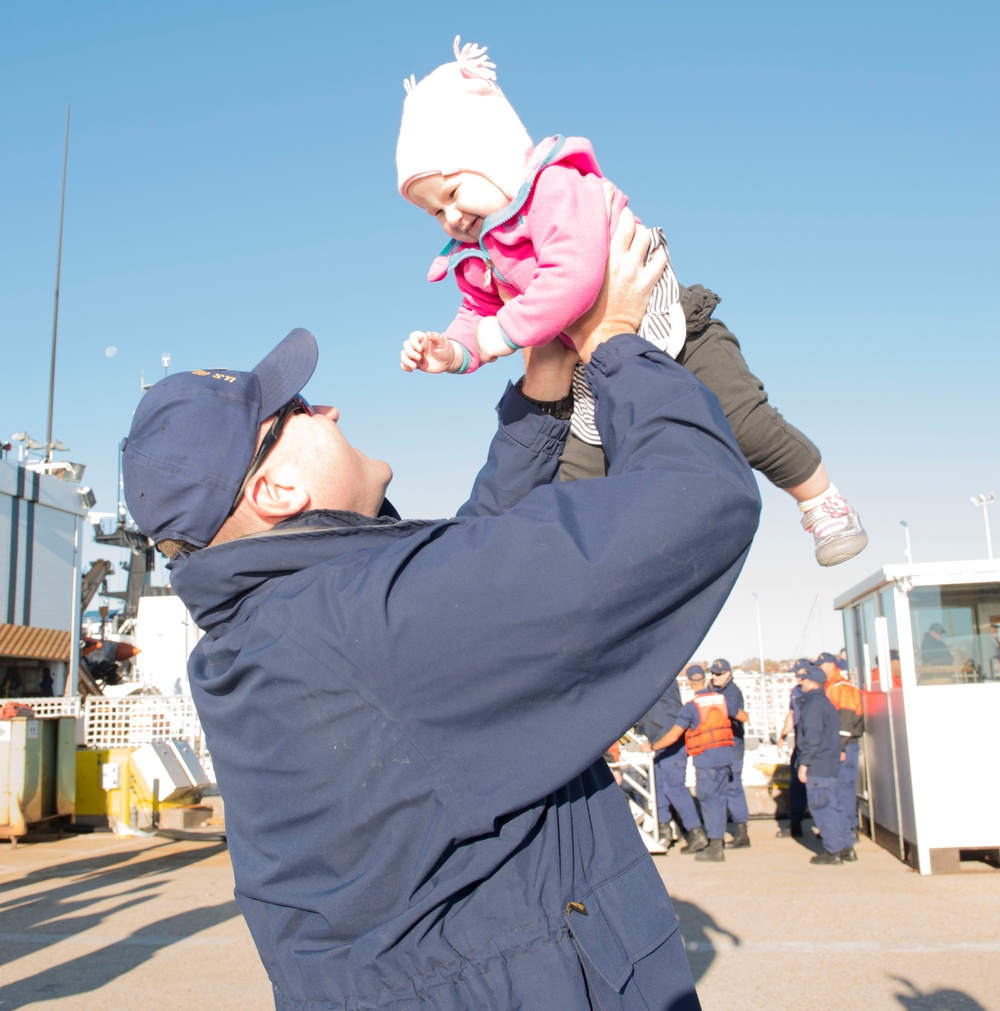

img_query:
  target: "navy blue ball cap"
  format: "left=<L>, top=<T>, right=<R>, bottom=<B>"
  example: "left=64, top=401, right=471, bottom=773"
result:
left=795, top=663, right=826, bottom=684
left=709, top=658, right=731, bottom=674
left=815, top=652, right=839, bottom=666
left=121, top=328, right=318, bottom=548
left=686, top=664, right=706, bottom=680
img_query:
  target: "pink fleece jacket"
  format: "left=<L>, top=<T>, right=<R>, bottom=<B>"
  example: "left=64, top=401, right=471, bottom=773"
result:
left=428, top=135, right=631, bottom=373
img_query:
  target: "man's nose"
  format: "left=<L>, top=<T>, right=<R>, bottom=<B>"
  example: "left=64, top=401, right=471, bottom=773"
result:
left=314, top=405, right=340, bottom=422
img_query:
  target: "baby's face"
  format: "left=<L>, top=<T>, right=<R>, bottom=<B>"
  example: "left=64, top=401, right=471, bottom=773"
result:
left=408, top=172, right=509, bottom=244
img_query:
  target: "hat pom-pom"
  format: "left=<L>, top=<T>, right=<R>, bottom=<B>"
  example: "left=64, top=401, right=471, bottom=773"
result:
left=452, top=35, right=496, bottom=82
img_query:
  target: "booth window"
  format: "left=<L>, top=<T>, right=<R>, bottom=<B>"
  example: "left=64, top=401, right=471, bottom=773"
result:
left=909, top=584, right=1000, bottom=685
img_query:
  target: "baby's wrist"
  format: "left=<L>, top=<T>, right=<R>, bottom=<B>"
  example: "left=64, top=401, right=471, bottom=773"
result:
left=446, top=340, right=467, bottom=374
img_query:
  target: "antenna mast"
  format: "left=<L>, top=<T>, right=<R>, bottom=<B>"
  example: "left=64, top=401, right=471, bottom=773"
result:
left=45, top=105, right=70, bottom=463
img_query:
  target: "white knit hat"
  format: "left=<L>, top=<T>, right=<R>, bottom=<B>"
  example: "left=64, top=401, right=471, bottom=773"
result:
left=396, top=37, right=535, bottom=202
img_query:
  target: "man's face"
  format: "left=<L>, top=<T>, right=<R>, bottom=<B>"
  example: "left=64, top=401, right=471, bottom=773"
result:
left=711, top=669, right=731, bottom=688
left=408, top=171, right=509, bottom=244
left=264, top=404, right=392, bottom=517
left=819, top=661, right=838, bottom=680
left=797, top=675, right=818, bottom=693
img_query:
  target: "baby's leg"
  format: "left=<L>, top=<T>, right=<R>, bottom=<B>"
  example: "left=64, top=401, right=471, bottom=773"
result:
left=559, top=432, right=607, bottom=482
left=677, top=313, right=822, bottom=489
left=677, top=300, right=866, bottom=566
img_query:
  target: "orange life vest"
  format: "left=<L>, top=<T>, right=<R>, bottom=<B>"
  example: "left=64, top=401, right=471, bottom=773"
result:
left=825, top=673, right=864, bottom=738
left=825, top=674, right=862, bottom=715
left=685, top=692, right=734, bottom=756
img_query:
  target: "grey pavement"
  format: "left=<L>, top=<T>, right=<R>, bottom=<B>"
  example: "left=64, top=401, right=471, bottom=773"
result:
left=1, top=820, right=998, bottom=1010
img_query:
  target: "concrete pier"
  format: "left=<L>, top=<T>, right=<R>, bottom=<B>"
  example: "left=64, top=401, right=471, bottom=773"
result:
left=1, top=820, right=998, bottom=1009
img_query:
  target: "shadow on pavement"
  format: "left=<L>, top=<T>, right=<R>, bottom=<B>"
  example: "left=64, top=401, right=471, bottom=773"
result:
left=0, top=836, right=238, bottom=1008
left=892, top=975, right=988, bottom=1010
left=672, top=897, right=741, bottom=984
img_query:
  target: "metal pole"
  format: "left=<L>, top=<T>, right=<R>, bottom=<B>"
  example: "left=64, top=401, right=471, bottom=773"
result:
left=983, top=501, right=994, bottom=560
left=970, top=493, right=995, bottom=560
left=45, top=106, right=70, bottom=463
left=900, top=520, right=912, bottom=563
left=753, top=592, right=769, bottom=739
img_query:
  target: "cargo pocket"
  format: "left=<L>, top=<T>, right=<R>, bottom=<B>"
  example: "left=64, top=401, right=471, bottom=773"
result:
left=562, top=857, right=680, bottom=996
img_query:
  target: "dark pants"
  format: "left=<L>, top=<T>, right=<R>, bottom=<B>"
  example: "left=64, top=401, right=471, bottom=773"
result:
left=558, top=284, right=823, bottom=489
left=805, top=775, right=853, bottom=854
left=724, top=737, right=749, bottom=825
left=839, top=740, right=860, bottom=831
left=695, top=766, right=730, bottom=840
left=654, top=748, right=701, bottom=832
left=788, top=745, right=808, bottom=822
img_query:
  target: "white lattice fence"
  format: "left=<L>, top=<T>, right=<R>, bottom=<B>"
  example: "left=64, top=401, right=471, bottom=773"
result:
left=7, top=697, right=81, bottom=718
left=83, top=695, right=214, bottom=779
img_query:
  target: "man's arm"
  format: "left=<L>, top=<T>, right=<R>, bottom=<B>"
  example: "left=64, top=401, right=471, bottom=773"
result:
left=643, top=723, right=685, bottom=752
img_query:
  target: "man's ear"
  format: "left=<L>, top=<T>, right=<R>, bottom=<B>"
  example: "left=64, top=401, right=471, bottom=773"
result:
left=243, top=467, right=310, bottom=521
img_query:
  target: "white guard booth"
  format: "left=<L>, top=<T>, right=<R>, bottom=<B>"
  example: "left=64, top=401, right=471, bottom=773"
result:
left=835, top=559, right=1000, bottom=874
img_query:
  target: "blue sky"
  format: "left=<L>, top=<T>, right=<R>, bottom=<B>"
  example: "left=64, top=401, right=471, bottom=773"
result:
left=3, top=1, right=997, bottom=661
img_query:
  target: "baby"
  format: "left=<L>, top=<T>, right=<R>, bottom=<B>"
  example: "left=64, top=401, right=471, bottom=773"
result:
left=396, top=37, right=866, bottom=568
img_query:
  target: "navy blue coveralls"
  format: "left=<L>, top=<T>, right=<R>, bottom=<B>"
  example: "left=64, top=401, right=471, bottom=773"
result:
left=673, top=689, right=739, bottom=840
left=787, top=683, right=808, bottom=822
left=170, top=338, right=760, bottom=1009
left=797, top=689, right=854, bottom=855
left=716, top=677, right=750, bottom=826
left=636, top=681, right=702, bottom=833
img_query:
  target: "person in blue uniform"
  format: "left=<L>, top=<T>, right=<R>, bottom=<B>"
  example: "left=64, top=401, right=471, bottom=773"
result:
left=642, top=667, right=748, bottom=863
left=118, top=214, right=761, bottom=1010
left=816, top=650, right=864, bottom=840
left=776, top=663, right=808, bottom=837
left=708, top=658, right=751, bottom=848
left=635, top=666, right=709, bottom=854
left=793, top=662, right=856, bottom=865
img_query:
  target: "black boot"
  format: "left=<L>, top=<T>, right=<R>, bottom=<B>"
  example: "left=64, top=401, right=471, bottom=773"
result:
left=726, top=823, right=750, bottom=848
left=679, top=826, right=709, bottom=854
left=695, top=838, right=725, bottom=862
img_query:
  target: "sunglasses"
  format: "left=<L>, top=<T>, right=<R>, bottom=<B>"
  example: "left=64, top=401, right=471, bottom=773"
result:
left=230, top=394, right=313, bottom=514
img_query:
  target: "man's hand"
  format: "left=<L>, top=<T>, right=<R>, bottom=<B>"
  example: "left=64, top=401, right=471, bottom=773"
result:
left=400, top=331, right=460, bottom=374
left=563, top=204, right=666, bottom=363
left=798, top=765, right=808, bottom=784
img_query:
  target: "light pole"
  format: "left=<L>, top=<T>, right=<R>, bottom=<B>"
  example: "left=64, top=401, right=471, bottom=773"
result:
left=900, top=520, right=912, bottom=563
left=970, top=493, right=995, bottom=560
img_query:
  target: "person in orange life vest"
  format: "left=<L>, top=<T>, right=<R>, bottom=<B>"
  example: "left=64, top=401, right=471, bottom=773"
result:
left=870, top=649, right=902, bottom=691
left=793, top=662, right=855, bottom=864
left=641, top=666, right=748, bottom=863
left=815, top=651, right=864, bottom=839
left=708, top=659, right=752, bottom=849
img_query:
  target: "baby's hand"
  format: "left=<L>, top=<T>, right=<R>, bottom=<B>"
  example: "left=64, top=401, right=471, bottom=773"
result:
left=476, top=316, right=516, bottom=365
left=400, top=331, right=459, bottom=374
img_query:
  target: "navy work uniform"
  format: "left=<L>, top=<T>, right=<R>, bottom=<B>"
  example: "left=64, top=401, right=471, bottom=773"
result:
left=795, top=663, right=855, bottom=863
left=636, top=679, right=703, bottom=838
left=668, top=673, right=741, bottom=861
left=709, top=659, right=750, bottom=846
left=816, top=652, right=864, bottom=836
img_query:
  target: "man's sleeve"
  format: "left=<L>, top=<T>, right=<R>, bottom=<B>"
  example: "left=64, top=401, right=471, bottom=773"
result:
left=332, top=336, right=760, bottom=833
left=456, top=382, right=568, bottom=518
